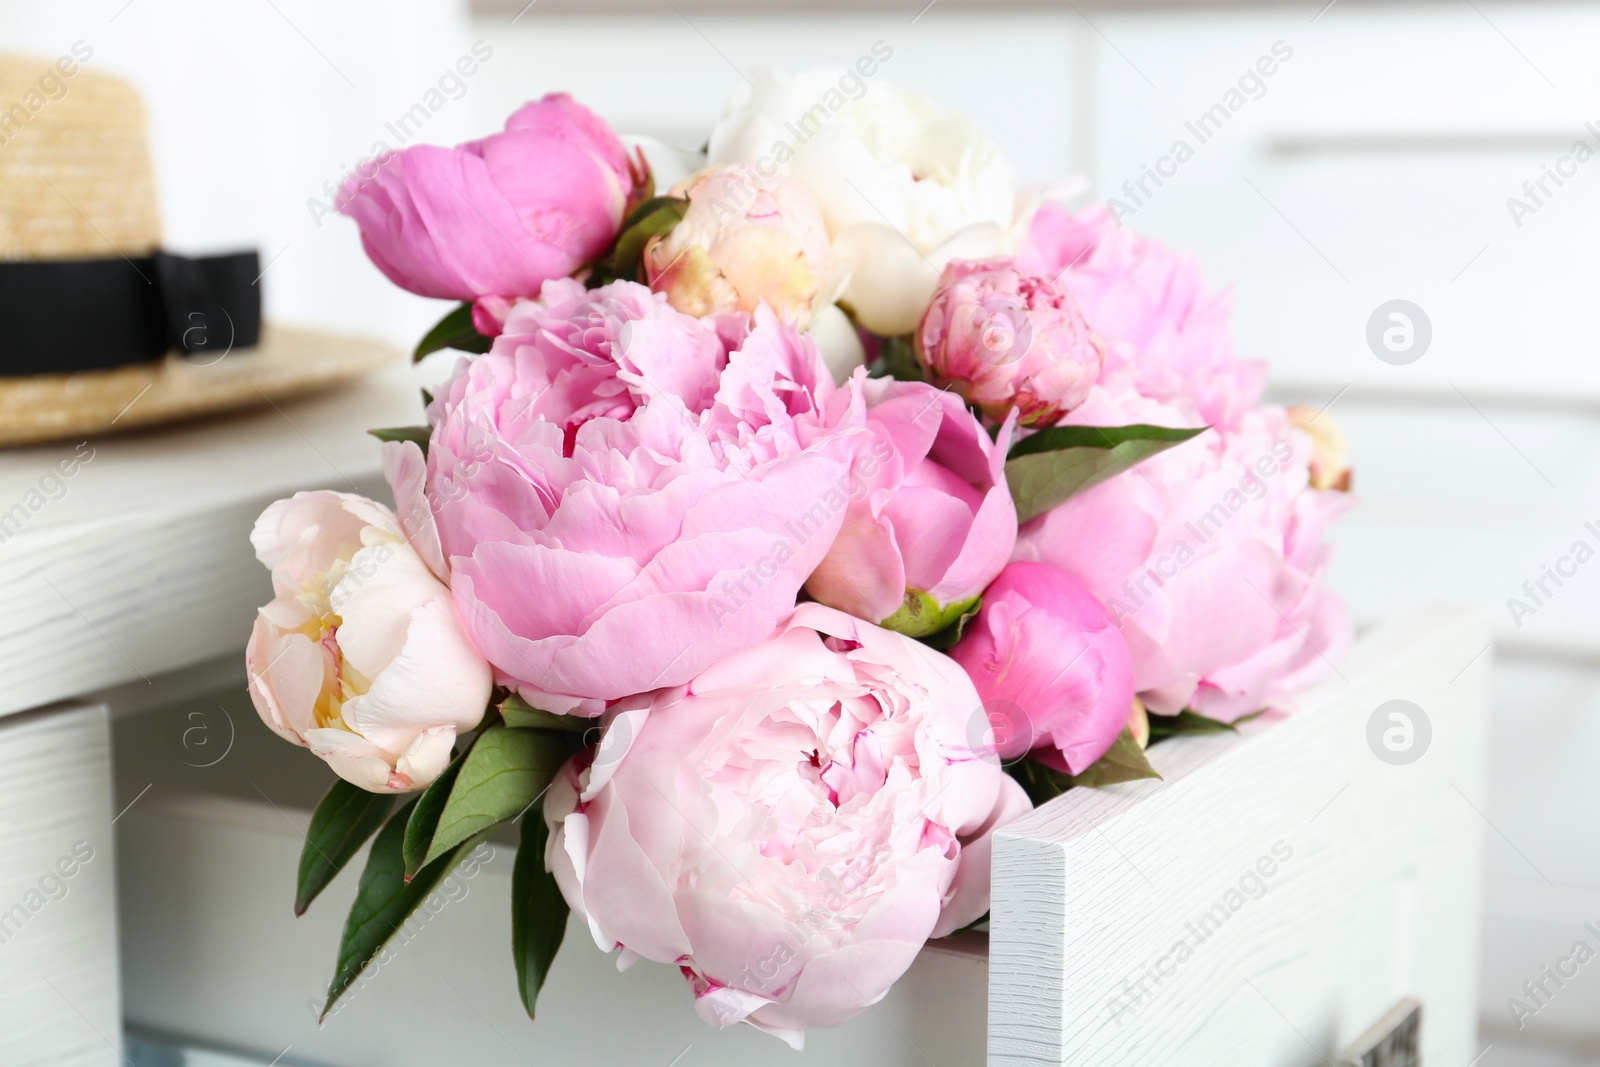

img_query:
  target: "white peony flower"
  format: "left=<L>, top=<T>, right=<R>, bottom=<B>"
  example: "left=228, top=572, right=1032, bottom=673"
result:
left=709, top=68, right=1017, bottom=336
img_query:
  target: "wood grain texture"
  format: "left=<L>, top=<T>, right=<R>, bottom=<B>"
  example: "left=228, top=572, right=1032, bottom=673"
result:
left=0, top=704, right=120, bottom=1066
left=989, top=606, right=1492, bottom=1066
left=0, top=363, right=423, bottom=718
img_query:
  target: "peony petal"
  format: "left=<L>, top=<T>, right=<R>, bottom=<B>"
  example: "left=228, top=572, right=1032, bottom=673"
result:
left=391, top=725, right=458, bottom=793
left=339, top=596, right=491, bottom=754
left=247, top=620, right=327, bottom=744
left=804, top=508, right=906, bottom=623
left=933, top=774, right=1031, bottom=936
left=382, top=440, right=447, bottom=581
left=330, top=541, right=450, bottom=681
left=304, top=728, right=400, bottom=793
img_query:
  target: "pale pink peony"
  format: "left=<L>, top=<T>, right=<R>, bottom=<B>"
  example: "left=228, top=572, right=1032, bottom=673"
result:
left=805, top=376, right=1017, bottom=636
left=915, top=257, right=1102, bottom=427
left=1017, top=202, right=1265, bottom=433
left=339, top=94, right=645, bottom=301
left=1014, top=386, right=1353, bottom=721
left=419, top=287, right=861, bottom=714
left=543, top=603, right=1031, bottom=1048
left=645, top=164, right=834, bottom=327
left=245, top=492, right=492, bottom=792
left=949, top=561, right=1135, bottom=774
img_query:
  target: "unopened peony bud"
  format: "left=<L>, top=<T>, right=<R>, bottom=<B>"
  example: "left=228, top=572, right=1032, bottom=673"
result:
left=949, top=562, right=1134, bottom=774
left=645, top=164, right=833, bottom=327
left=340, top=93, right=645, bottom=302
left=916, top=257, right=1102, bottom=427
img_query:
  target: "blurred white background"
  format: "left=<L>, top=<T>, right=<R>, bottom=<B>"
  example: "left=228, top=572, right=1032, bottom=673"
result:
left=3, top=1, right=1596, bottom=1063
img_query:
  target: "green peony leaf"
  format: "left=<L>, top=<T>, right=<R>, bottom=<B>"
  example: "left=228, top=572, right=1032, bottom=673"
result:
left=414, top=302, right=491, bottom=362
left=511, top=807, right=568, bottom=1019
left=498, top=693, right=590, bottom=733
left=1005, top=424, right=1207, bottom=524
left=419, top=726, right=569, bottom=871
left=1146, top=709, right=1239, bottom=744
left=592, top=196, right=690, bottom=286
left=295, top=779, right=394, bottom=917
left=322, top=799, right=483, bottom=1019
left=868, top=335, right=926, bottom=383
left=366, top=425, right=430, bottom=457
left=401, top=742, right=472, bottom=881
left=1064, top=727, right=1162, bottom=788
left=1007, top=726, right=1161, bottom=804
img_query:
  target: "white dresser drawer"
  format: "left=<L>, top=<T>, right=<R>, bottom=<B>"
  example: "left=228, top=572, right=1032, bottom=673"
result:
left=0, top=704, right=120, bottom=1066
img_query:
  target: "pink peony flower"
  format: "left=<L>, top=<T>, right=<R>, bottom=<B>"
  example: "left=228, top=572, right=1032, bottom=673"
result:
left=645, top=164, right=834, bottom=327
left=915, top=257, right=1103, bottom=427
left=245, top=492, right=492, bottom=792
left=805, top=376, right=1017, bottom=636
left=949, top=561, right=1135, bottom=774
left=418, top=285, right=861, bottom=714
left=339, top=94, right=645, bottom=301
left=543, top=603, right=1031, bottom=1048
left=452, top=277, right=739, bottom=437
left=1017, top=202, right=1265, bottom=433
left=1014, top=386, right=1353, bottom=720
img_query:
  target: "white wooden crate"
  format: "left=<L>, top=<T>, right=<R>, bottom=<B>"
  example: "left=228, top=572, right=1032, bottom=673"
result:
left=115, top=607, right=1488, bottom=1066
left=990, top=606, right=1491, bottom=1066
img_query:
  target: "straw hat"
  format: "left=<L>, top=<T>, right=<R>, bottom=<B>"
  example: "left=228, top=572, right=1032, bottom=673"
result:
left=0, top=54, right=398, bottom=447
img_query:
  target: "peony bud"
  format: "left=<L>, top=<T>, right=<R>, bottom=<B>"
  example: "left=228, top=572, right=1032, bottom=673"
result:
left=644, top=164, right=833, bottom=327
left=339, top=93, right=646, bottom=302
left=246, top=492, right=492, bottom=793
left=949, top=561, right=1134, bottom=774
left=916, top=257, right=1102, bottom=427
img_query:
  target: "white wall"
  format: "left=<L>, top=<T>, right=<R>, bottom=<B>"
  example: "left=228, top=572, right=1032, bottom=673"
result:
left=465, top=9, right=1082, bottom=185
left=0, top=0, right=481, bottom=347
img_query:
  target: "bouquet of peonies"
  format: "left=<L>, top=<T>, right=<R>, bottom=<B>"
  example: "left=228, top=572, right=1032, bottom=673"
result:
left=246, top=71, right=1353, bottom=1047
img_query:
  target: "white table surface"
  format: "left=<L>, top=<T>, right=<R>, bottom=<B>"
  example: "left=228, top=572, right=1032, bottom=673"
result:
left=0, top=352, right=416, bottom=719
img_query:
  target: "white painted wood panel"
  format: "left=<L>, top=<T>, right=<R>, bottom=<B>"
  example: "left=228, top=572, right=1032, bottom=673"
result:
left=1476, top=658, right=1600, bottom=1051
left=989, top=607, right=1492, bottom=1065
left=0, top=361, right=417, bottom=719
left=113, top=611, right=1489, bottom=1065
left=0, top=704, right=120, bottom=1067
left=116, top=791, right=989, bottom=1066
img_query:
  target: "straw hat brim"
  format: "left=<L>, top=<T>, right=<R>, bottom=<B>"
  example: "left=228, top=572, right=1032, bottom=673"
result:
left=0, top=326, right=404, bottom=447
